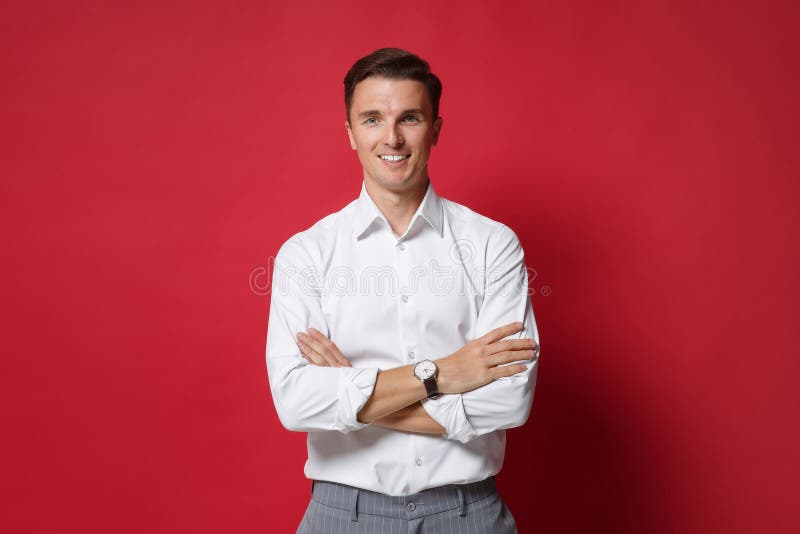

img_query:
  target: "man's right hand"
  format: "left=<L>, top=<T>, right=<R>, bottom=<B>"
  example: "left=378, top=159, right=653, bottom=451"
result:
left=436, top=321, right=538, bottom=394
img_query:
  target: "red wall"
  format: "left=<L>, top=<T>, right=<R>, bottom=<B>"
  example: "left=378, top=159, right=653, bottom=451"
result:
left=2, top=1, right=797, bottom=532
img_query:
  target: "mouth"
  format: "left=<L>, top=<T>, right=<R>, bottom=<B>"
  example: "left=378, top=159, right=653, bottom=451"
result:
left=378, top=154, right=410, bottom=167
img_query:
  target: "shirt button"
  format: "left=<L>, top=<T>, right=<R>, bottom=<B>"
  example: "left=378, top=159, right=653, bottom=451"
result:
left=408, top=351, right=415, bottom=359
left=397, top=242, right=406, bottom=251
left=407, top=502, right=416, bottom=511
left=415, top=457, right=424, bottom=466
left=401, top=295, right=408, bottom=303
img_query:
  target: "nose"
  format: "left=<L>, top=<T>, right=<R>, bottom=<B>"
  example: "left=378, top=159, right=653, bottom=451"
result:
left=383, top=122, right=404, bottom=148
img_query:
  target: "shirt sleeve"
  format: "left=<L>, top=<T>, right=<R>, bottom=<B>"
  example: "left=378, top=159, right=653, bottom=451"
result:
left=421, top=224, right=540, bottom=443
left=265, top=235, right=381, bottom=433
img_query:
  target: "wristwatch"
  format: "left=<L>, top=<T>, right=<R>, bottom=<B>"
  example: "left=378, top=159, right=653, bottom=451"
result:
left=413, top=359, right=440, bottom=399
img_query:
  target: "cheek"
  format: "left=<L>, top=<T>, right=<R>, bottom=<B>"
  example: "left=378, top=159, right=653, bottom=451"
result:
left=355, top=146, right=377, bottom=166
left=411, top=131, right=434, bottom=150
left=353, top=134, right=377, bottom=153
left=356, top=144, right=374, bottom=158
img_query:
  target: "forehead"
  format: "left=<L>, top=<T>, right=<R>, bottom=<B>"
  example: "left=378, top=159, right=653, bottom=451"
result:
left=351, top=77, right=430, bottom=114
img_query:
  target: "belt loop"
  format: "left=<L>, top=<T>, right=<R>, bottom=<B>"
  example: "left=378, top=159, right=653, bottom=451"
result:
left=350, top=487, right=360, bottom=522
left=310, top=480, right=315, bottom=497
left=456, top=485, right=466, bottom=517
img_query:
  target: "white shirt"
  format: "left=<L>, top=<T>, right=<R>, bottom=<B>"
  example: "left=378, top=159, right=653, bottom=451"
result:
left=265, top=179, right=540, bottom=496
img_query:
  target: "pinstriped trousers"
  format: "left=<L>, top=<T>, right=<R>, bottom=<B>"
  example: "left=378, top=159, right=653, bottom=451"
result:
left=296, top=476, right=518, bottom=533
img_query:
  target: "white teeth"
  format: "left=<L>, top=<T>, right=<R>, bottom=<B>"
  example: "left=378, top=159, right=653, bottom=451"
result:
left=380, top=155, right=407, bottom=162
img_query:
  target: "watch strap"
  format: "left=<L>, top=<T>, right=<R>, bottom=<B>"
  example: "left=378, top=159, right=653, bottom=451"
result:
left=423, top=377, right=439, bottom=399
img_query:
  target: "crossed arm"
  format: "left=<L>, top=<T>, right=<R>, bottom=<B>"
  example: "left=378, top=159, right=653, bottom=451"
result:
left=295, top=323, right=536, bottom=435
left=296, top=328, right=444, bottom=434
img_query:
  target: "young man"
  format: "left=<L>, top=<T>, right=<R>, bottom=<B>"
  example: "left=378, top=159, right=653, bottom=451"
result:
left=265, top=48, right=540, bottom=533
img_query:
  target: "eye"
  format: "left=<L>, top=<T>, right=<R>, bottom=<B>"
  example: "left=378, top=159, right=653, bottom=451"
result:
left=403, top=115, right=419, bottom=123
left=363, top=117, right=378, bottom=125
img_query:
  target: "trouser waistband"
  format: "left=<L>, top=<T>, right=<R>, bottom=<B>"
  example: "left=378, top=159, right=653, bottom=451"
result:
left=310, top=477, right=499, bottom=522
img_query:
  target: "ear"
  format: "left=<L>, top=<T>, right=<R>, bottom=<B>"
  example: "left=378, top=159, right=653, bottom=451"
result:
left=345, top=120, right=356, bottom=150
left=432, top=116, right=443, bottom=146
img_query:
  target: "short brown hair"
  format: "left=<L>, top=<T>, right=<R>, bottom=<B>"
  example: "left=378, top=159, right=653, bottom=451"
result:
left=343, top=48, right=443, bottom=123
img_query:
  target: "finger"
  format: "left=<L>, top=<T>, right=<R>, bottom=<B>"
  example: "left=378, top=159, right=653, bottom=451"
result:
left=306, top=329, right=349, bottom=367
left=298, top=332, right=338, bottom=366
left=489, top=363, right=529, bottom=380
left=326, top=339, right=353, bottom=367
left=487, top=349, right=538, bottom=367
left=488, top=338, right=535, bottom=354
left=297, top=338, right=329, bottom=366
left=308, top=328, right=352, bottom=367
left=479, top=321, right=524, bottom=345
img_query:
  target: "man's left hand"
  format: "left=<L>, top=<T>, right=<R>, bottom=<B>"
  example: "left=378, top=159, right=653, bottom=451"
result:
left=296, top=328, right=352, bottom=367
left=297, top=328, right=444, bottom=433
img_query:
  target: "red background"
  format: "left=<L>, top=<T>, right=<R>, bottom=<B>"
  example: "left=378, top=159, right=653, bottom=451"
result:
left=2, top=1, right=798, bottom=532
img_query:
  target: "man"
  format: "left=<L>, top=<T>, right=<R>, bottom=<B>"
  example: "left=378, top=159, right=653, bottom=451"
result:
left=265, top=48, right=540, bottom=533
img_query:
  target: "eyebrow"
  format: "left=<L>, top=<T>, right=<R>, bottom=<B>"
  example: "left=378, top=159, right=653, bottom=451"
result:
left=357, top=108, right=426, bottom=118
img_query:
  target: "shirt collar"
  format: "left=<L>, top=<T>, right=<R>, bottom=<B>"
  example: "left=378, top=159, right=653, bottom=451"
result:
left=353, top=180, right=444, bottom=241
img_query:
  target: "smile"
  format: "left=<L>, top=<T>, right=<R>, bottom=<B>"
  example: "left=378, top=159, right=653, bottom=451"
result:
left=379, top=154, right=410, bottom=162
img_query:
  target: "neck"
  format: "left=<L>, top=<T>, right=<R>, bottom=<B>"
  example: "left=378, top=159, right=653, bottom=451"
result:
left=364, top=177, right=429, bottom=237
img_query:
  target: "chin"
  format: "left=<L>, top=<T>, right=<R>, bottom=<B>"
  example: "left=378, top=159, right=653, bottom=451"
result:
left=366, top=170, right=425, bottom=190
left=378, top=178, right=417, bottom=191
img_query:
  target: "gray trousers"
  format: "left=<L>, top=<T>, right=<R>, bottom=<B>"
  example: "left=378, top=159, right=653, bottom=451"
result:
left=296, top=476, right=518, bottom=533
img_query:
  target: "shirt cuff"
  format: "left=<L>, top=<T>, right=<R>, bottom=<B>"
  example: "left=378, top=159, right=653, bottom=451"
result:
left=421, top=393, right=478, bottom=443
left=335, top=367, right=380, bottom=433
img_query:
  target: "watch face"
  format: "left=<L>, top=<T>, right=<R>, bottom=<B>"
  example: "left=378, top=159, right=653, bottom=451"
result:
left=415, top=360, right=437, bottom=380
